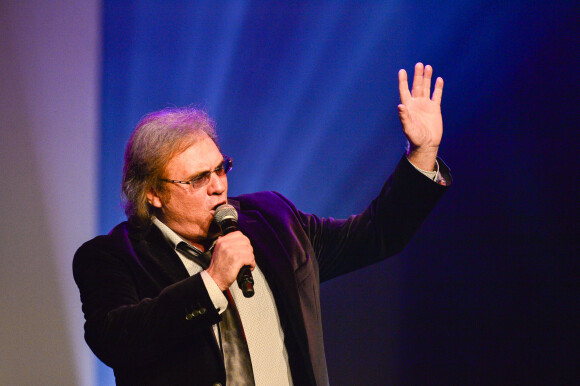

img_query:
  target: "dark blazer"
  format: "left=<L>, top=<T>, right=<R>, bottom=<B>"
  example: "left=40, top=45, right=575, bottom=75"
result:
left=73, top=156, right=450, bottom=385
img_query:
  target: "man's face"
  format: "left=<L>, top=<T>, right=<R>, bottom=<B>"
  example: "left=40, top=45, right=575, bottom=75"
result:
left=147, top=134, right=228, bottom=248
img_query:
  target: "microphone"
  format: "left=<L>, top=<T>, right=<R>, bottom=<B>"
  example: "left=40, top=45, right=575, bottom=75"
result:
left=214, top=204, right=255, bottom=298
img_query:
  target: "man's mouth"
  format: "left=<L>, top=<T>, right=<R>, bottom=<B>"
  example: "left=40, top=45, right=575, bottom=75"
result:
left=211, top=202, right=227, bottom=212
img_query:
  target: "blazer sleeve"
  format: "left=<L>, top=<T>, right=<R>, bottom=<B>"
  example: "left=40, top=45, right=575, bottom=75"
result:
left=296, top=155, right=451, bottom=282
left=72, top=230, right=222, bottom=369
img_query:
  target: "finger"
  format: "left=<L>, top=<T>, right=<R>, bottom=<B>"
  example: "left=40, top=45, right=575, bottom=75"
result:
left=398, top=69, right=411, bottom=104
left=239, top=250, right=256, bottom=270
left=432, top=77, right=444, bottom=104
left=411, top=62, right=424, bottom=97
left=423, top=65, right=433, bottom=97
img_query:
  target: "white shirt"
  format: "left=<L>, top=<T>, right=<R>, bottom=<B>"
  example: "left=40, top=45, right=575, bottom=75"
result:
left=152, top=218, right=293, bottom=386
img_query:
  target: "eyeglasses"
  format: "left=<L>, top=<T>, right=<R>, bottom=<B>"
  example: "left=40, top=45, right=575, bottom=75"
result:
left=161, top=155, right=233, bottom=190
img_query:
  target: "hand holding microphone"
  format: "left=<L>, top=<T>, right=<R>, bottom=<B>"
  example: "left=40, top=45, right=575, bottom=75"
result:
left=211, top=204, right=255, bottom=298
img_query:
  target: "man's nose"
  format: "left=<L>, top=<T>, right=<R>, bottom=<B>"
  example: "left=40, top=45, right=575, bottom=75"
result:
left=207, top=172, right=226, bottom=194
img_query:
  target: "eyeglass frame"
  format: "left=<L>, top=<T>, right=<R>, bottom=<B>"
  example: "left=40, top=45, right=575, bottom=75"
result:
left=160, top=155, right=233, bottom=190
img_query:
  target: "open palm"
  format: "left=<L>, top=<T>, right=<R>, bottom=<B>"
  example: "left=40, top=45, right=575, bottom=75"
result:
left=397, top=63, right=444, bottom=169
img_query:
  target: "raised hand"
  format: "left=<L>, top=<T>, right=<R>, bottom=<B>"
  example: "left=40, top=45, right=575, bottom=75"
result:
left=398, top=62, right=444, bottom=171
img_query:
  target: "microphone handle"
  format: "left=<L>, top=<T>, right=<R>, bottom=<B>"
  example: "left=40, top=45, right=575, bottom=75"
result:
left=237, top=266, right=255, bottom=298
left=220, top=219, right=255, bottom=298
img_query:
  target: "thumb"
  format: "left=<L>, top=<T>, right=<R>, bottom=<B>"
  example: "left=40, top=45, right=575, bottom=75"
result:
left=398, top=104, right=410, bottom=127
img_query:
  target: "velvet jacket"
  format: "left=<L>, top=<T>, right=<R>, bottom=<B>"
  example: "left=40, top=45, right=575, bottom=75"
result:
left=73, top=156, right=450, bottom=385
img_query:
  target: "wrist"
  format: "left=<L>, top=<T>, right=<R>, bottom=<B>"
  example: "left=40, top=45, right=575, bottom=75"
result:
left=406, top=145, right=438, bottom=171
left=205, top=267, right=230, bottom=291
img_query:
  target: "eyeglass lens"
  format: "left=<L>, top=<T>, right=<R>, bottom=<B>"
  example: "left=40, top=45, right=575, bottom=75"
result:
left=190, top=157, right=232, bottom=188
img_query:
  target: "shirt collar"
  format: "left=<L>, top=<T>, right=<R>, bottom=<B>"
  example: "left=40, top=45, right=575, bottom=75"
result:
left=152, top=217, right=217, bottom=257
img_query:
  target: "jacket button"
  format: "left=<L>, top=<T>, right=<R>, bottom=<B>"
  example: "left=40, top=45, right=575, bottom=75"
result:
left=212, top=383, right=222, bottom=386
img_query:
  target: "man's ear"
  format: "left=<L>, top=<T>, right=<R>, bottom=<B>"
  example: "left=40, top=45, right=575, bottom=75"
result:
left=146, top=189, right=163, bottom=208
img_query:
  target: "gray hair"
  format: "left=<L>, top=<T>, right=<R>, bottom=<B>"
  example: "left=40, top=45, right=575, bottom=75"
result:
left=122, top=107, right=219, bottom=225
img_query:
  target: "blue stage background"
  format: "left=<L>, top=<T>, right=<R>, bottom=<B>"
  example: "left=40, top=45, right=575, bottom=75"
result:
left=98, top=1, right=578, bottom=384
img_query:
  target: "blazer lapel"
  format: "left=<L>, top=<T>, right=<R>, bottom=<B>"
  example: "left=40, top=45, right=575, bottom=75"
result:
left=127, top=223, right=190, bottom=286
left=238, top=210, right=301, bottom=306
left=237, top=208, right=315, bottom=381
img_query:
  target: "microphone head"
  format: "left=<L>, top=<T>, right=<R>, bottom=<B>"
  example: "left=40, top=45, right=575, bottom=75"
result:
left=214, top=203, right=238, bottom=225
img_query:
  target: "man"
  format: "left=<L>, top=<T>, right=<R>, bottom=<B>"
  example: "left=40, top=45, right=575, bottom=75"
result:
left=74, top=63, right=451, bottom=385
